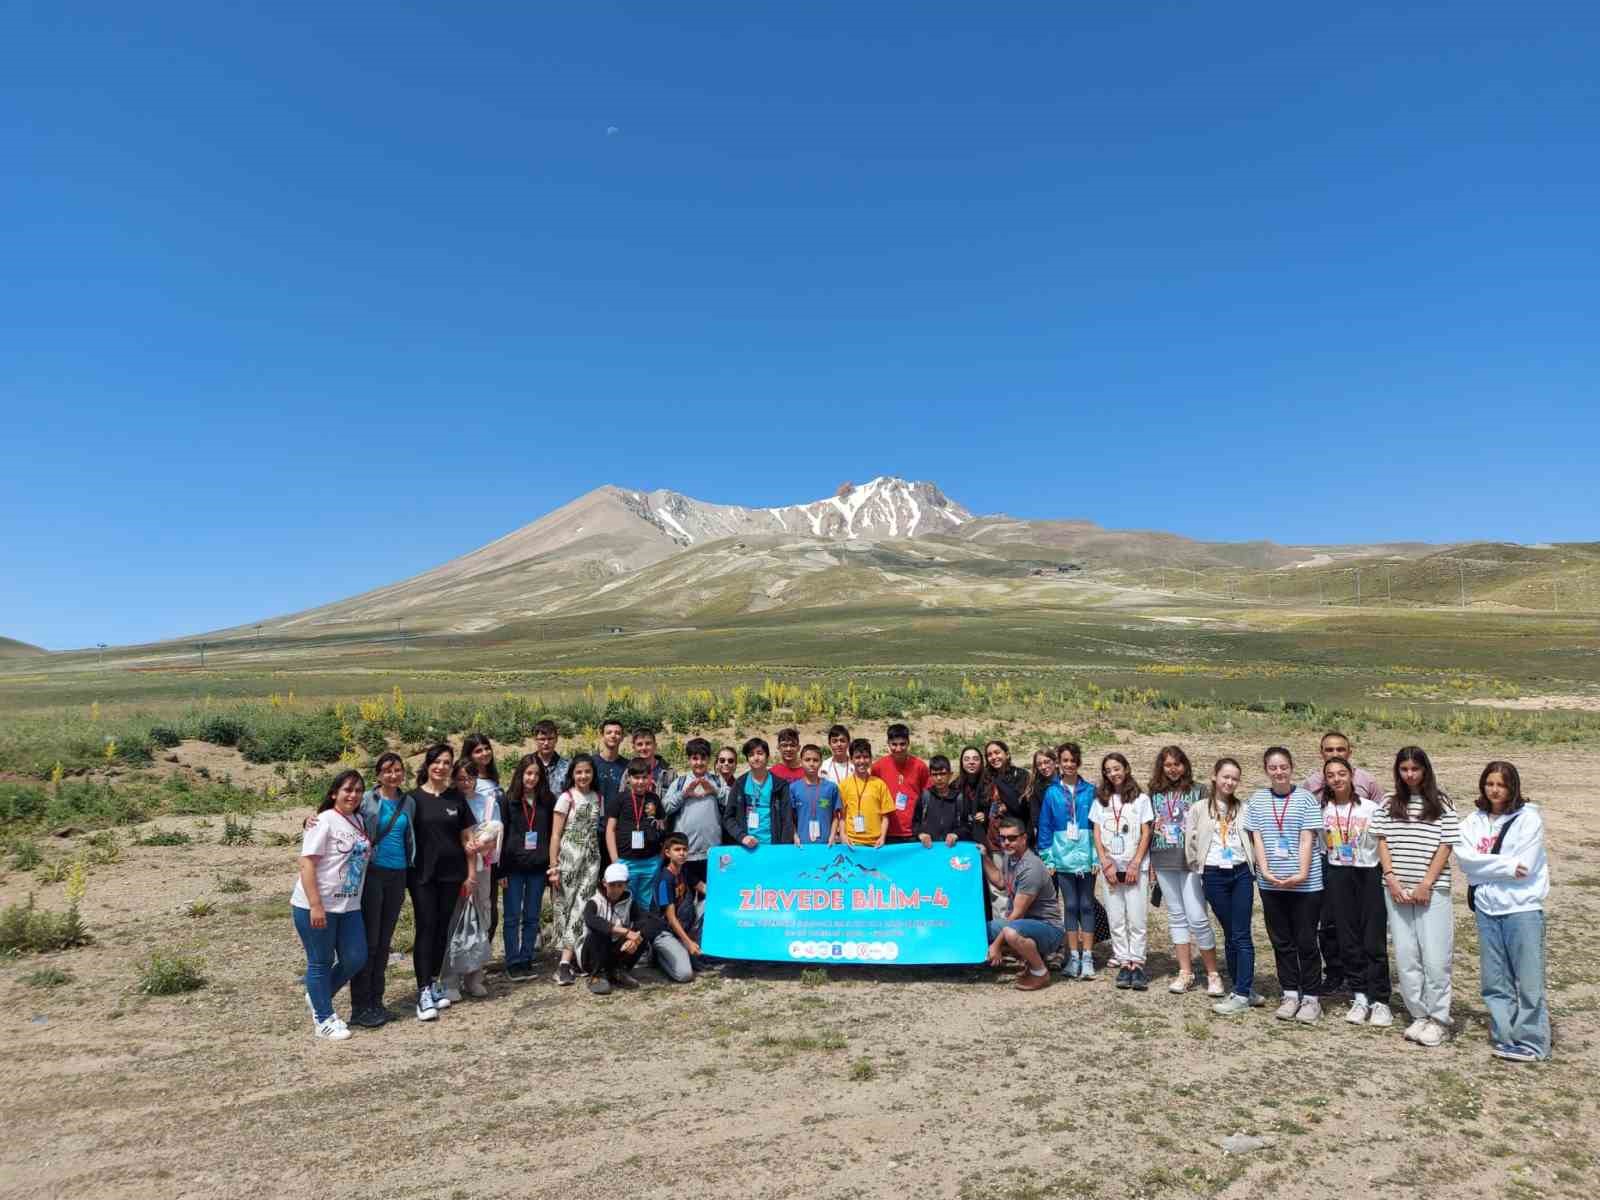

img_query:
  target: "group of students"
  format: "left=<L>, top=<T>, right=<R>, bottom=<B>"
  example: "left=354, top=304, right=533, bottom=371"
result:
left=289, top=720, right=1552, bottom=1063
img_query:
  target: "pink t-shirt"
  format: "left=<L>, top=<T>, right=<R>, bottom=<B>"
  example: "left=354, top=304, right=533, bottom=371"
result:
left=290, top=810, right=370, bottom=913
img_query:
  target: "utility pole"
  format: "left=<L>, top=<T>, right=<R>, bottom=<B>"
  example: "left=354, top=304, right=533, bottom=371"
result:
left=1386, top=569, right=1392, bottom=606
left=197, top=642, right=207, bottom=668
left=96, top=642, right=106, bottom=667
left=1354, top=568, right=1361, bottom=608
left=254, top=623, right=262, bottom=641
left=1458, top=562, right=1467, bottom=610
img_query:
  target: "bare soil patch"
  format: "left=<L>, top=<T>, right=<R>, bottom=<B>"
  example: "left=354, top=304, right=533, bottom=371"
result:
left=2, top=734, right=1596, bottom=1200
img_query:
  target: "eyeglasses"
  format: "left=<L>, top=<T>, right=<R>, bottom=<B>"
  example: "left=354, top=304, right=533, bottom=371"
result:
left=998, top=833, right=1025, bottom=844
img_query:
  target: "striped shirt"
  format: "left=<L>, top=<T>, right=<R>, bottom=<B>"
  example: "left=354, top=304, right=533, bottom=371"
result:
left=1371, top=796, right=1460, bottom=891
left=1244, top=787, right=1323, bottom=892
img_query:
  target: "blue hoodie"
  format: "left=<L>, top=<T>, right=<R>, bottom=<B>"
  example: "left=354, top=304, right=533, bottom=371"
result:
left=1037, top=777, right=1099, bottom=874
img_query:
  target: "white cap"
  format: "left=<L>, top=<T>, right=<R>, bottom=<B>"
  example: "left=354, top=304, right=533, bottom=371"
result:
left=603, top=862, right=630, bottom=885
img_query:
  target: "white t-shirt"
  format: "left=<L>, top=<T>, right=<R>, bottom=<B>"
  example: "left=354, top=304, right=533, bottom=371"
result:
left=1321, top=796, right=1381, bottom=869
left=819, top=759, right=854, bottom=787
left=1204, top=807, right=1249, bottom=868
left=290, top=810, right=370, bottom=913
left=1089, top=792, right=1154, bottom=871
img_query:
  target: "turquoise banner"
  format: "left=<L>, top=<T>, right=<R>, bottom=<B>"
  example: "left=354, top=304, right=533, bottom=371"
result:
left=700, top=842, right=989, bottom=965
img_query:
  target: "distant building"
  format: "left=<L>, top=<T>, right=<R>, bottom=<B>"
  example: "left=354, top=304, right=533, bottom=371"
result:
left=607, top=626, right=625, bottom=635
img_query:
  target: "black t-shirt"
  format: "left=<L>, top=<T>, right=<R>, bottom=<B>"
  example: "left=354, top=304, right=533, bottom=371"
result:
left=605, top=789, right=665, bottom=860
left=410, top=787, right=477, bottom=884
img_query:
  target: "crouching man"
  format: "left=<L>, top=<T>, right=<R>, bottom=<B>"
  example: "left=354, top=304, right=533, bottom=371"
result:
left=985, top=815, right=1065, bottom=991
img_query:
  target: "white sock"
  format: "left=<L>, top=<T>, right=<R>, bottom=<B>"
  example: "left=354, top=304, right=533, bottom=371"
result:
left=1283, top=990, right=1299, bottom=1002
left=1355, top=992, right=1369, bottom=1006
left=1028, top=965, right=1048, bottom=976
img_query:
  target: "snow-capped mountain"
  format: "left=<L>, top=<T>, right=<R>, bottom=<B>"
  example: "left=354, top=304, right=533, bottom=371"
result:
left=623, top=476, right=972, bottom=546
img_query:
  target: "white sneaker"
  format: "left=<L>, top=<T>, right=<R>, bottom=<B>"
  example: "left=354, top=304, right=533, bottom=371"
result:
left=1212, top=994, right=1250, bottom=1016
left=1415, top=1020, right=1446, bottom=1047
left=430, top=982, right=452, bottom=1010
left=1275, top=995, right=1301, bottom=1020
left=1403, top=1018, right=1426, bottom=1043
left=1345, top=1000, right=1370, bottom=1025
left=415, top=988, right=438, bottom=1022
left=1368, top=1002, right=1394, bottom=1028
left=1168, top=972, right=1194, bottom=995
left=1247, top=991, right=1267, bottom=1008
left=1205, top=974, right=1226, bottom=998
left=1296, top=996, right=1322, bottom=1023
left=313, top=1016, right=351, bottom=1041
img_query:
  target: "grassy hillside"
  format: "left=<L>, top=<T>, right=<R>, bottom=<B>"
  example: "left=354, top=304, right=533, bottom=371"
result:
left=0, top=637, right=45, bottom=659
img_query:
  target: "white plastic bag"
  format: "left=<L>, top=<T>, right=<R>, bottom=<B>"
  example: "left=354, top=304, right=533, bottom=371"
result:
left=442, top=893, right=491, bottom=976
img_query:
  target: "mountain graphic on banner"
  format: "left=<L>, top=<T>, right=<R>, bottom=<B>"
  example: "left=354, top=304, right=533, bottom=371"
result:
left=797, top=853, right=892, bottom=884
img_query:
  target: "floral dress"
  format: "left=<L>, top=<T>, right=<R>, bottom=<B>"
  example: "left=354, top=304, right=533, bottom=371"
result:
left=554, top=788, right=603, bottom=952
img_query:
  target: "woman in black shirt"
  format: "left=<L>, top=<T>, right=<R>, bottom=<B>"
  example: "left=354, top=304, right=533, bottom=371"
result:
left=407, top=743, right=478, bottom=1022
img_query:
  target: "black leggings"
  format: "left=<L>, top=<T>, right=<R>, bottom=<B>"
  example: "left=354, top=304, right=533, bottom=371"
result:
left=409, top=876, right=461, bottom=990
left=351, top=865, right=407, bottom=1009
left=1259, top=888, right=1323, bottom=996
left=1324, top=865, right=1391, bottom=1003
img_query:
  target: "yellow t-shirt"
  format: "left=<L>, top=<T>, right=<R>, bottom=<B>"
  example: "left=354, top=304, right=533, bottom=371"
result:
left=838, top=775, right=894, bottom=846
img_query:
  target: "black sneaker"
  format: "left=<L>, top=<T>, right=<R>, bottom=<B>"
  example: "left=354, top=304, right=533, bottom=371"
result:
left=506, top=963, right=534, bottom=983
left=588, top=974, right=613, bottom=996
left=610, top=970, right=640, bottom=990
left=1115, top=967, right=1133, bottom=989
left=1131, top=967, right=1150, bottom=991
left=555, top=961, right=576, bottom=987
left=349, top=1007, right=383, bottom=1028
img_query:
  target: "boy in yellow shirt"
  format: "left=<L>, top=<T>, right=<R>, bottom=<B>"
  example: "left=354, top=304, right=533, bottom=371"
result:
left=838, top=738, right=893, bottom=847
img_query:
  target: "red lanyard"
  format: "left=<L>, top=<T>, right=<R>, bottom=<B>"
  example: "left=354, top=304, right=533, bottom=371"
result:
left=1333, top=799, right=1355, bottom=844
left=1270, top=790, right=1292, bottom=837
left=335, top=809, right=368, bottom=843
left=630, top=791, right=645, bottom=826
left=1111, top=795, right=1127, bottom=828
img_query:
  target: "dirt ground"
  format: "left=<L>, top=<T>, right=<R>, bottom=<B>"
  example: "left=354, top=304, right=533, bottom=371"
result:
left=2, top=731, right=1596, bottom=1200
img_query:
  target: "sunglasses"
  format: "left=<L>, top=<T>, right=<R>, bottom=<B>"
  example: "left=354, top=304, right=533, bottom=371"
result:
left=998, top=833, right=1025, bottom=843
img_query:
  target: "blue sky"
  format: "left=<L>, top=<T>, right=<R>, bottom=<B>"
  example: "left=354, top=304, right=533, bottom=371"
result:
left=3, top=2, right=1597, bottom=649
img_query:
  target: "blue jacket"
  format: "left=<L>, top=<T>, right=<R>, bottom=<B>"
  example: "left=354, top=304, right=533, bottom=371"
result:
left=359, top=786, right=416, bottom=868
left=1036, top=778, right=1099, bottom=874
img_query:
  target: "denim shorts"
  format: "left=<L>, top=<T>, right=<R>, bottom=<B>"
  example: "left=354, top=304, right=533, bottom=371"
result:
left=987, top=917, right=1065, bottom=957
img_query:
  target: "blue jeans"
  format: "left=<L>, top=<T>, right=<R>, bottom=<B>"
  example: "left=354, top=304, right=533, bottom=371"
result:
left=986, top=918, right=1065, bottom=958
left=1475, top=908, right=1550, bottom=1058
left=293, top=905, right=367, bottom=1022
left=623, top=856, right=662, bottom=913
left=1058, top=872, right=1096, bottom=934
left=1202, top=865, right=1255, bottom=998
left=502, top=872, right=547, bottom=968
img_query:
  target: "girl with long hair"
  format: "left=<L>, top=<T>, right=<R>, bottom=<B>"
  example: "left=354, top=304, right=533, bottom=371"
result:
left=291, top=769, right=370, bottom=1040
left=1373, top=746, right=1460, bottom=1047
left=1188, top=757, right=1261, bottom=1015
left=348, top=752, right=413, bottom=1027
left=1455, top=761, right=1550, bottom=1061
left=548, top=753, right=605, bottom=986
left=498, top=752, right=556, bottom=981
left=1318, top=755, right=1392, bottom=1028
left=407, top=744, right=478, bottom=1021
left=1091, top=752, right=1153, bottom=990
left=1146, top=745, right=1222, bottom=996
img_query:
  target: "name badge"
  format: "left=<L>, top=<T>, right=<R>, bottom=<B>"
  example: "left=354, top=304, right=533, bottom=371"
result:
left=809, top=819, right=821, bottom=842
left=895, top=793, right=908, bottom=811
left=1219, top=846, right=1234, bottom=864
left=1276, top=836, right=1291, bottom=856
left=853, top=814, right=866, bottom=834
left=747, top=809, right=760, bottom=832
left=1336, top=844, right=1355, bottom=865
left=1164, top=822, right=1182, bottom=844
left=1110, top=834, right=1127, bottom=856
left=630, top=830, right=645, bottom=851
left=524, top=831, right=539, bottom=851
left=1066, top=822, right=1080, bottom=843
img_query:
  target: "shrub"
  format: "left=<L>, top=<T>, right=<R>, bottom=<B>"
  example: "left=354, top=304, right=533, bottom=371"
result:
left=0, top=783, right=49, bottom=828
left=184, top=899, right=218, bottom=918
left=134, top=828, right=193, bottom=847
left=20, top=966, right=71, bottom=988
left=9, top=839, right=42, bottom=871
left=137, top=951, right=206, bottom=995
left=0, top=894, right=91, bottom=956
left=85, top=829, right=121, bottom=864
left=197, top=713, right=252, bottom=747
left=216, top=875, right=251, bottom=894
left=220, top=817, right=254, bottom=846
left=147, top=725, right=183, bottom=750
